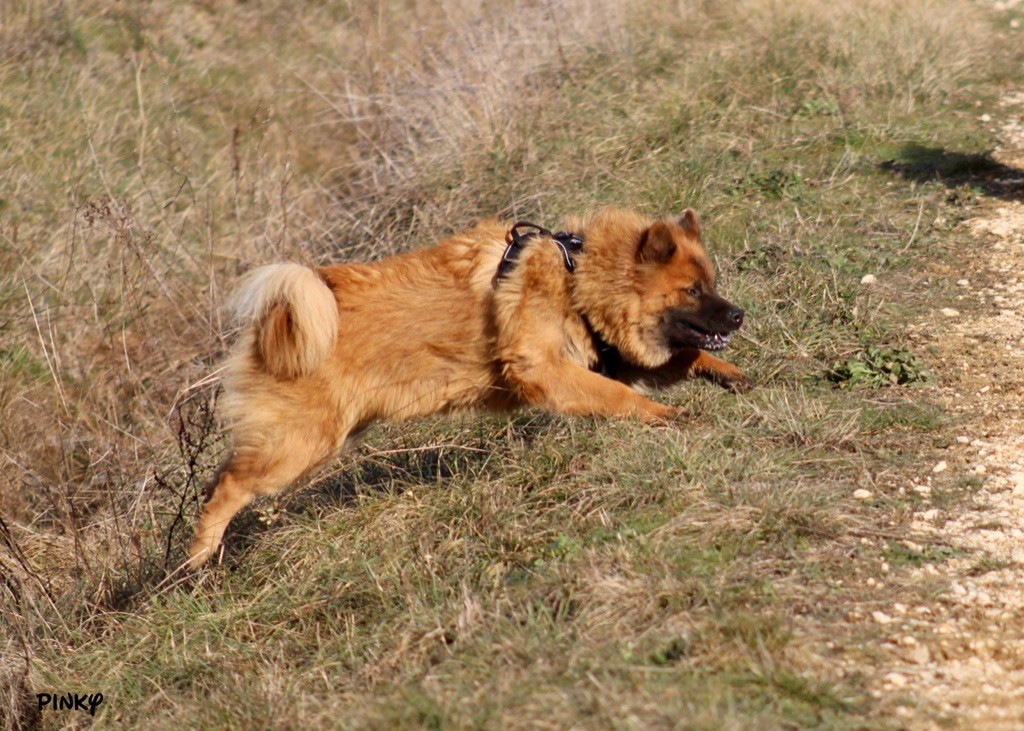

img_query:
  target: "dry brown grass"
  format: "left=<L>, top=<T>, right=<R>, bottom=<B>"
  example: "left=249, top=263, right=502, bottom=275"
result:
left=1, top=0, right=1017, bottom=727
left=0, top=0, right=642, bottom=562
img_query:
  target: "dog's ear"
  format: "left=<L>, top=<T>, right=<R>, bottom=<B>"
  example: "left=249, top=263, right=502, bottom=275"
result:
left=637, top=221, right=677, bottom=264
left=678, top=209, right=701, bottom=238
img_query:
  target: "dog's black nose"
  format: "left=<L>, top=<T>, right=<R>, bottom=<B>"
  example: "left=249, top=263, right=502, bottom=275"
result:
left=727, top=307, right=744, bottom=329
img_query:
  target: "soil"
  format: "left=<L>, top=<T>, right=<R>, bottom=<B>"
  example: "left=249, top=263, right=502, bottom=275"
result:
left=875, top=87, right=1024, bottom=727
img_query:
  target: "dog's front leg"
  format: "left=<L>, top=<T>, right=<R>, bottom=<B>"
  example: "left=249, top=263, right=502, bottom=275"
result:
left=511, top=362, right=679, bottom=422
left=619, top=349, right=751, bottom=393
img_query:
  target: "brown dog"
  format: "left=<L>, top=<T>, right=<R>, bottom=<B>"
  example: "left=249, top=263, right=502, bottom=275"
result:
left=188, top=207, right=749, bottom=567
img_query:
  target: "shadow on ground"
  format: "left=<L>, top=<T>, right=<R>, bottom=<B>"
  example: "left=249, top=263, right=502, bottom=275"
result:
left=221, top=443, right=498, bottom=564
left=881, top=144, right=1024, bottom=201
left=220, top=415, right=564, bottom=565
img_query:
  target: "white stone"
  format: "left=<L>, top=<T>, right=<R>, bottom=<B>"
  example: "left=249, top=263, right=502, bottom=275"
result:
left=941, top=308, right=960, bottom=317
left=884, top=672, right=907, bottom=687
left=907, top=645, right=931, bottom=665
left=853, top=489, right=873, bottom=501
left=860, top=274, right=877, bottom=285
left=933, top=460, right=948, bottom=474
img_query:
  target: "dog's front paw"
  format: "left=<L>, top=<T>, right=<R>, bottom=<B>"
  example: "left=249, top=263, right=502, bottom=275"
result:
left=672, top=405, right=695, bottom=420
left=647, top=405, right=691, bottom=428
left=718, top=367, right=752, bottom=394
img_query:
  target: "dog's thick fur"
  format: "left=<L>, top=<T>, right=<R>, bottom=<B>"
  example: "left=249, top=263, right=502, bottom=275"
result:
left=188, top=207, right=749, bottom=567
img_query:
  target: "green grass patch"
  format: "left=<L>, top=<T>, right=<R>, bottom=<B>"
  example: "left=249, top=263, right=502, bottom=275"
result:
left=3, top=0, right=1022, bottom=728
left=827, top=344, right=932, bottom=388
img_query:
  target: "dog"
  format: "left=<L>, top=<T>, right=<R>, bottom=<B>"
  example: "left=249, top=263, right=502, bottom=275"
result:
left=188, top=207, right=749, bottom=568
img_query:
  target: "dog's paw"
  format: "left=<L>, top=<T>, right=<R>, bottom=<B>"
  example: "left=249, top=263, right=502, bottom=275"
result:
left=719, top=369, right=752, bottom=394
left=651, top=405, right=691, bottom=425
left=670, top=405, right=693, bottom=420
left=643, top=403, right=689, bottom=425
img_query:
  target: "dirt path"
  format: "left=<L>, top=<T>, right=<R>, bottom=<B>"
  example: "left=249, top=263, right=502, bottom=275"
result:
left=877, top=90, right=1024, bottom=728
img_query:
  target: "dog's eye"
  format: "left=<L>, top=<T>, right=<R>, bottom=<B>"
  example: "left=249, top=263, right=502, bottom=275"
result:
left=686, top=287, right=701, bottom=298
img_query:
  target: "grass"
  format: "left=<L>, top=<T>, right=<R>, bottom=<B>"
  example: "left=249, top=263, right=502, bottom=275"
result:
left=2, top=0, right=1022, bottom=728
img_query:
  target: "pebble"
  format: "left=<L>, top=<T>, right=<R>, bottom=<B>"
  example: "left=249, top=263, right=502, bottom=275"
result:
left=861, top=274, right=877, bottom=285
left=853, top=488, right=873, bottom=501
left=907, top=644, right=931, bottom=665
left=957, top=279, right=971, bottom=287
left=933, top=460, right=948, bottom=474
left=941, top=308, right=961, bottom=317
left=884, top=672, right=908, bottom=688
left=872, top=611, right=893, bottom=624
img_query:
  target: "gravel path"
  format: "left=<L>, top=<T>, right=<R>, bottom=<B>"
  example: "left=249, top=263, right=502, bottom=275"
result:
left=877, top=88, right=1024, bottom=728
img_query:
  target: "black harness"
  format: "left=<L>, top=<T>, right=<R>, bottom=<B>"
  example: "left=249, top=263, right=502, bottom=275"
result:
left=495, top=221, right=584, bottom=281
left=494, top=221, right=621, bottom=379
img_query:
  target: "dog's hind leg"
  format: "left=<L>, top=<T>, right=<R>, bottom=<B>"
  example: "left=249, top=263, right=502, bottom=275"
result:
left=187, top=461, right=259, bottom=570
left=187, top=428, right=339, bottom=569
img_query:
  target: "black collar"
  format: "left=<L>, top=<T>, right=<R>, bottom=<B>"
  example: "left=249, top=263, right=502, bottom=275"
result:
left=493, top=221, right=620, bottom=379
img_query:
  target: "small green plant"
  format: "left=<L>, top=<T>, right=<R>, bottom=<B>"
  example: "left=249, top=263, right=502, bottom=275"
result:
left=728, top=169, right=804, bottom=201
left=826, top=345, right=931, bottom=388
left=798, top=97, right=838, bottom=117
left=735, top=243, right=785, bottom=273
left=0, top=344, right=49, bottom=380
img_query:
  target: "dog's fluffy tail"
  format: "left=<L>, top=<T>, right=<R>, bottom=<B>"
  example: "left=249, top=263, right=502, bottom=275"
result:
left=230, top=263, right=339, bottom=379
